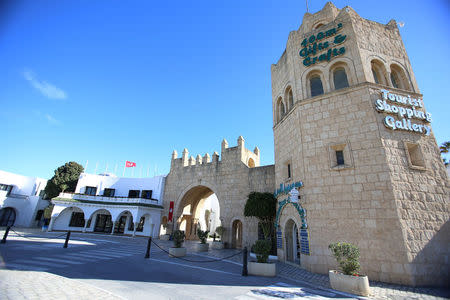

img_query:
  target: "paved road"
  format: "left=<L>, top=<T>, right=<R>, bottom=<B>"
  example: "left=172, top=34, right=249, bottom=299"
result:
left=0, top=230, right=355, bottom=300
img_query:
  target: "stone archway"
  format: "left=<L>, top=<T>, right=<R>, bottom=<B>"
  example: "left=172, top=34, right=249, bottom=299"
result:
left=284, top=218, right=300, bottom=264
left=231, top=219, right=243, bottom=249
left=175, top=185, right=221, bottom=240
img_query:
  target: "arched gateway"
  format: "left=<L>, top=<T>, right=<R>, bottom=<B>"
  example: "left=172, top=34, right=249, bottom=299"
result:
left=163, top=136, right=275, bottom=248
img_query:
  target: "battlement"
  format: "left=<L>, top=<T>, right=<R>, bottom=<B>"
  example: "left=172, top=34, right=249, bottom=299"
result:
left=170, top=136, right=260, bottom=170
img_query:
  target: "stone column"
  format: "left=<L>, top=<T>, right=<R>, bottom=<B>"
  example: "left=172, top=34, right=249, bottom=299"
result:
left=111, top=221, right=116, bottom=235
left=132, top=222, right=138, bottom=237
left=48, top=216, right=56, bottom=231
left=82, top=219, right=89, bottom=233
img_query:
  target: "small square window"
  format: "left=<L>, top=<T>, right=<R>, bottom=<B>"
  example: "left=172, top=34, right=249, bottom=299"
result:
left=404, top=141, right=426, bottom=170
left=128, top=190, right=140, bottom=198
left=336, top=150, right=345, bottom=165
left=103, top=188, right=115, bottom=197
left=85, top=186, right=97, bottom=196
left=141, top=190, right=153, bottom=199
left=329, top=142, right=353, bottom=171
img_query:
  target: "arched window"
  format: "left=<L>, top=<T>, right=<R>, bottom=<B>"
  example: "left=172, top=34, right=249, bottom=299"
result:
left=248, top=158, right=255, bottom=168
left=315, top=23, right=324, bottom=29
left=371, top=59, right=388, bottom=85
left=288, top=89, right=294, bottom=109
left=333, top=67, right=349, bottom=90
left=277, top=97, right=285, bottom=122
left=390, top=64, right=411, bottom=91
left=390, top=72, right=400, bottom=88
left=310, top=75, right=324, bottom=97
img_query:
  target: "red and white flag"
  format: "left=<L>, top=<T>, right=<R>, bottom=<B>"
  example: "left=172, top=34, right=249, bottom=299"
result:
left=126, top=161, right=136, bottom=168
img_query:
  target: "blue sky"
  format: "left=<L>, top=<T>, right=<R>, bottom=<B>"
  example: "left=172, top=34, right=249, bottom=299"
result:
left=1, top=0, right=449, bottom=179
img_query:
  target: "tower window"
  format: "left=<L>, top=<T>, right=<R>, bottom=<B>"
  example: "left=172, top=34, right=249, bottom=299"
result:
left=288, top=89, right=294, bottom=110
left=336, top=150, right=345, bottom=165
left=333, top=68, right=349, bottom=90
left=391, top=72, right=399, bottom=89
left=287, top=163, right=291, bottom=178
left=372, top=68, right=380, bottom=84
left=310, top=75, right=324, bottom=97
left=404, top=142, right=426, bottom=170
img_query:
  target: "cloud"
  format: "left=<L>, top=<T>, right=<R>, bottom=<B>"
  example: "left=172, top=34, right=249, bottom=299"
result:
left=23, top=69, right=67, bottom=99
left=34, top=111, right=62, bottom=125
left=45, top=113, right=61, bottom=125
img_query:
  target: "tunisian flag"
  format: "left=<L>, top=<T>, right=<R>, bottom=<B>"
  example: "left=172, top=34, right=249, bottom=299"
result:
left=126, top=161, right=136, bottom=167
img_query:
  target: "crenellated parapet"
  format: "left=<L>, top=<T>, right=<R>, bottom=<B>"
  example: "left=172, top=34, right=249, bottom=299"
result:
left=170, top=136, right=261, bottom=171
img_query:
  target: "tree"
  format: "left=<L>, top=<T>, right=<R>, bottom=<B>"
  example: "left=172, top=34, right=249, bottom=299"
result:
left=44, top=161, right=84, bottom=199
left=244, top=192, right=277, bottom=240
left=440, top=141, right=450, bottom=166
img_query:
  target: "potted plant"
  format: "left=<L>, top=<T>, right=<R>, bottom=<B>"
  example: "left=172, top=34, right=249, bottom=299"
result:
left=328, top=242, right=370, bottom=296
left=211, top=226, right=225, bottom=249
left=169, top=230, right=186, bottom=257
left=248, top=239, right=276, bottom=277
left=195, top=228, right=209, bottom=251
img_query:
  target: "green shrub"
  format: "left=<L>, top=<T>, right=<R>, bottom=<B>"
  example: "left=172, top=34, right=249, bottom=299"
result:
left=215, top=226, right=225, bottom=241
left=253, top=240, right=272, bottom=263
left=328, top=242, right=360, bottom=275
left=173, top=230, right=185, bottom=248
left=197, top=229, right=209, bottom=244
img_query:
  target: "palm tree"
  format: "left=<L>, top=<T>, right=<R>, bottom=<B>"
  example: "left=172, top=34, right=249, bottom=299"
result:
left=440, top=141, right=450, bottom=166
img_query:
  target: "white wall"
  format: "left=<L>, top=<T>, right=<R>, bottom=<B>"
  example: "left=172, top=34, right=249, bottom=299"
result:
left=0, top=170, right=49, bottom=227
left=0, top=170, right=47, bottom=197
left=75, top=173, right=166, bottom=204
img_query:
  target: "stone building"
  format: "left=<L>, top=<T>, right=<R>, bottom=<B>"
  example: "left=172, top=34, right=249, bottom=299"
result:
left=162, top=137, right=274, bottom=248
left=271, top=2, right=449, bottom=287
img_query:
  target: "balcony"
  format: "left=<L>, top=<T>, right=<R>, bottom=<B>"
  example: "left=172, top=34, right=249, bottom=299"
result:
left=54, top=192, right=162, bottom=208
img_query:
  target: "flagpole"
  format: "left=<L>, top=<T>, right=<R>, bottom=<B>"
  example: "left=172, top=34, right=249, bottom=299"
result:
left=140, top=166, right=142, bottom=178
left=114, top=163, right=118, bottom=176
left=84, top=160, right=89, bottom=173
left=123, top=162, right=126, bottom=177
left=105, top=163, right=108, bottom=173
left=132, top=167, right=134, bottom=177
left=94, top=162, right=98, bottom=174
left=147, top=165, right=149, bottom=177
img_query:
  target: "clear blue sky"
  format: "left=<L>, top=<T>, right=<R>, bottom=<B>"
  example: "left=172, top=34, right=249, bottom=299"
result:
left=1, top=0, right=449, bottom=179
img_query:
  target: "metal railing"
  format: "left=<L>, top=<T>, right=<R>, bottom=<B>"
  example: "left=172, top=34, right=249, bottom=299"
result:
left=58, top=192, right=160, bottom=205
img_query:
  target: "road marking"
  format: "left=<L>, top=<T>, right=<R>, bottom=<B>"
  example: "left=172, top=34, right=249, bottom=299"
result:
left=83, top=251, right=131, bottom=258
left=149, top=258, right=239, bottom=276
left=3, top=263, right=49, bottom=272
left=34, top=257, right=85, bottom=265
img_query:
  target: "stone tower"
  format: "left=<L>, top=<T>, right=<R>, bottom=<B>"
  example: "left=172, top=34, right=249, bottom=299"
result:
left=271, top=2, right=449, bottom=286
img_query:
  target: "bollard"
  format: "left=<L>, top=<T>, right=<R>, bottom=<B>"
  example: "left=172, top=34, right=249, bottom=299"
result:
left=242, top=246, right=248, bottom=276
left=213, top=233, right=216, bottom=242
left=63, top=231, right=71, bottom=248
left=145, top=236, right=152, bottom=259
left=1, top=226, right=11, bottom=244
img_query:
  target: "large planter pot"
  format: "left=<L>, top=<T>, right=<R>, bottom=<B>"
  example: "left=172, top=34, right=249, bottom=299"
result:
left=169, top=247, right=187, bottom=257
left=195, top=243, right=209, bottom=252
left=329, top=270, right=370, bottom=297
left=248, top=261, right=276, bottom=277
left=211, top=241, right=224, bottom=250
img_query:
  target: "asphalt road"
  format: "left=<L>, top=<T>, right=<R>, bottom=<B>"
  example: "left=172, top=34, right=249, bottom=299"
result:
left=0, top=230, right=354, bottom=299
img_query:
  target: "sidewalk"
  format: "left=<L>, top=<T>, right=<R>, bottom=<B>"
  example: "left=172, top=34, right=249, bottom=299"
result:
left=1, top=228, right=448, bottom=300
left=156, top=239, right=449, bottom=300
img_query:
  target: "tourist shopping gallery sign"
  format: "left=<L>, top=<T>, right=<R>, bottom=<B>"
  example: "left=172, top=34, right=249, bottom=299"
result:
left=375, top=89, right=432, bottom=135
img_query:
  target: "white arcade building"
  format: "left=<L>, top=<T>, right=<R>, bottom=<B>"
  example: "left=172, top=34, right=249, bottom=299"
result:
left=49, top=173, right=165, bottom=237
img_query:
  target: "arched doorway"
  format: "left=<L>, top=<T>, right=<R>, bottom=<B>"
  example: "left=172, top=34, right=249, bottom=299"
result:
left=285, top=219, right=300, bottom=264
left=0, top=207, right=16, bottom=226
left=176, top=185, right=221, bottom=240
left=114, top=211, right=132, bottom=234
left=232, top=219, right=243, bottom=249
left=91, top=209, right=113, bottom=233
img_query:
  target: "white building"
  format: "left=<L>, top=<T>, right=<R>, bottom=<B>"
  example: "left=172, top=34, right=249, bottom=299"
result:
left=0, top=170, right=49, bottom=227
left=49, top=173, right=165, bottom=237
